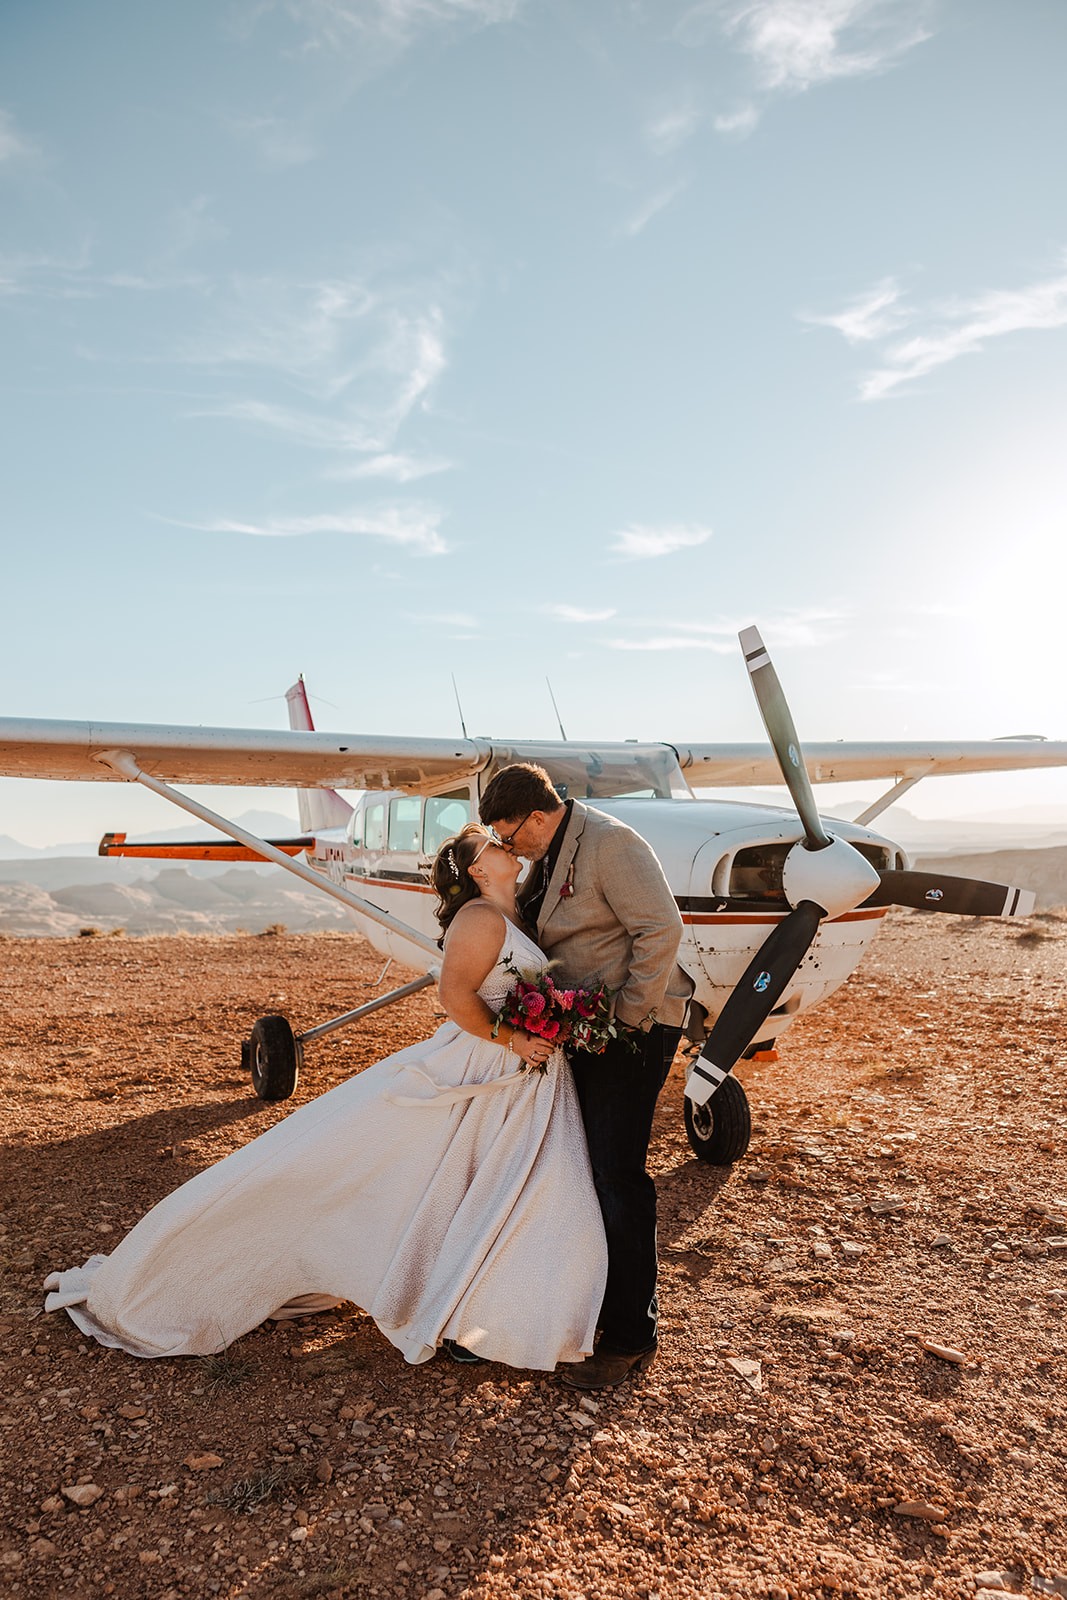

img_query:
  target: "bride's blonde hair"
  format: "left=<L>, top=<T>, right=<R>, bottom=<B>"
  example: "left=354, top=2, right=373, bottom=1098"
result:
left=430, top=823, right=494, bottom=936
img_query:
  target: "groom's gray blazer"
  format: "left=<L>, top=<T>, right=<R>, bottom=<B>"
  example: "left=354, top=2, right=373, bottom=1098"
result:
left=520, top=800, right=691, bottom=1030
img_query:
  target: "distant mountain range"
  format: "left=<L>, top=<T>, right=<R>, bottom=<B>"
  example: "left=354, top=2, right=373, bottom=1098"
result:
left=1, top=800, right=1065, bottom=937
left=0, top=810, right=301, bottom=859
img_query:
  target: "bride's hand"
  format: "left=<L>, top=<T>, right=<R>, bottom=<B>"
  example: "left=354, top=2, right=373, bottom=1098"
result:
left=511, top=1030, right=553, bottom=1069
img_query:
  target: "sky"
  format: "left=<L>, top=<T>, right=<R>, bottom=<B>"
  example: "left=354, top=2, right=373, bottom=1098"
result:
left=2, top=0, right=1067, bottom=847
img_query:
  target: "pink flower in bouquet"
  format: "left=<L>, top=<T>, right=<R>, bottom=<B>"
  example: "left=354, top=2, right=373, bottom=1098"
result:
left=539, top=1018, right=561, bottom=1040
left=520, top=989, right=547, bottom=1019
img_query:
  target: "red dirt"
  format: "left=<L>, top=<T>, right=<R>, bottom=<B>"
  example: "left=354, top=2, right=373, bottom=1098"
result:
left=2, top=911, right=1066, bottom=1600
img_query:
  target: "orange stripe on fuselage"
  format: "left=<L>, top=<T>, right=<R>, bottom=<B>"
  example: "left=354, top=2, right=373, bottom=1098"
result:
left=682, top=906, right=888, bottom=926
left=327, top=872, right=890, bottom=925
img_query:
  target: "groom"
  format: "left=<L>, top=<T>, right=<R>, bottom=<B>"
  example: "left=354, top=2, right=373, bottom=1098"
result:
left=479, top=763, right=691, bottom=1389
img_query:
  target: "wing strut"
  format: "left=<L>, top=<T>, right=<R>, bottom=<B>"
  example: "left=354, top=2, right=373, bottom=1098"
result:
left=853, top=774, right=922, bottom=828
left=94, top=749, right=442, bottom=964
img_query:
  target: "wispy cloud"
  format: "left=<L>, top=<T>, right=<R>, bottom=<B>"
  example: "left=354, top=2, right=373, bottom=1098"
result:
left=621, top=180, right=689, bottom=238
left=175, top=505, right=448, bottom=554
left=677, top=1, right=932, bottom=137
left=0, top=109, right=34, bottom=164
left=807, top=260, right=1067, bottom=399
left=644, top=102, right=702, bottom=156
left=182, top=276, right=450, bottom=454
left=328, top=451, right=452, bottom=482
left=405, top=609, right=478, bottom=627
left=800, top=275, right=908, bottom=343
left=266, top=0, right=520, bottom=49
left=607, top=633, right=735, bottom=652
left=713, top=104, right=759, bottom=137
left=227, top=113, right=318, bottom=168
left=605, top=607, right=847, bottom=652
left=609, top=523, right=713, bottom=560
left=542, top=603, right=618, bottom=623
left=714, top=0, right=933, bottom=92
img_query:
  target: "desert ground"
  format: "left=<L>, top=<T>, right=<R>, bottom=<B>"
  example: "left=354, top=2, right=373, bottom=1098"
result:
left=1, top=911, right=1066, bottom=1600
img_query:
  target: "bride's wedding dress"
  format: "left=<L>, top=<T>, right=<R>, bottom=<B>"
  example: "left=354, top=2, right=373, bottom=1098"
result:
left=44, top=920, right=608, bottom=1370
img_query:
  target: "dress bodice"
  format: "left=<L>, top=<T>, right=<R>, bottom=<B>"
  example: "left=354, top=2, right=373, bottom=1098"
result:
left=477, top=918, right=547, bottom=1012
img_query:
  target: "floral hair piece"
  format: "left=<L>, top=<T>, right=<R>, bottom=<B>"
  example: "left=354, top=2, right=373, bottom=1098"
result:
left=445, top=847, right=460, bottom=879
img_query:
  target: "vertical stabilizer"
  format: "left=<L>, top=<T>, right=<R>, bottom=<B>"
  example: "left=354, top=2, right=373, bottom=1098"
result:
left=285, top=677, right=355, bottom=833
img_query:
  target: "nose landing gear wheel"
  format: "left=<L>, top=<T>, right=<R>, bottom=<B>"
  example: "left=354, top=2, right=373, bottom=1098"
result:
left=684, top=1071, right=751, bottom=1165
left=246, top=1014, right=302, bottom=1102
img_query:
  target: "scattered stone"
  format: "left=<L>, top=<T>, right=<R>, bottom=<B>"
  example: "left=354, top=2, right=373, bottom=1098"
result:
left=39, top=1497, right=64, bottom=1514
left=869, top=1198, right=906, bottom=1215
left=567, top=1410, right=596, bottom=1429
left=116, top=1402, right=146, bottom=1420
left=61, top=1484, right=104, bottom=1508
left=1031, top=1579, right=1067, bottom=1598
left=972, top=1571, right=1023, bottom=1592
left=724, top=1357, right=763, bottom=1393
left=921, top=1340, right=968, bottom=1365
left=893, top=1499, right=949, bottom=1523
left=28, top=1539, right=57, bottom=1557
left=930, top=1234, right=953, bottom=1248
left=812, top=1241, right=833, bottom=1259
left=315, top=1458, right=333, bottom=1484
left=1048, top=1237, right=1067, bottom=1253
left=183, top=1452, right=224, bottom=1471
left=840, top=1242, right=866, bottom=1257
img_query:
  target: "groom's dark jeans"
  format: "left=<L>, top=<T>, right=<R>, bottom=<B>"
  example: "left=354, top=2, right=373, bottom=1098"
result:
left=569, top=1022, right=682, bottom=1356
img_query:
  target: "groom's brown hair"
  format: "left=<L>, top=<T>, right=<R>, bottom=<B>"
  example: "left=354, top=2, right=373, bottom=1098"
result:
left=479, top=763, right=562, bottom=824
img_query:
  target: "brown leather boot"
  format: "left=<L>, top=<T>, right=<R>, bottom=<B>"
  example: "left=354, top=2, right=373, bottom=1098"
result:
left=559, top=1344, right=657, bottom=1390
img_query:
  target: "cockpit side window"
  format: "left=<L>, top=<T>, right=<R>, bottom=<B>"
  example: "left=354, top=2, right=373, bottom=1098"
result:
left=364, top=802, right=385, bottom=851
left=388, top=796, right=423, bottom=853
left=423, top=790, right=472, bottom=853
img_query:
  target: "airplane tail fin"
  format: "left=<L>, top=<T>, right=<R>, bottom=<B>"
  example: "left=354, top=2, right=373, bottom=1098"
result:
left=285, top=677, right=355, bottom=834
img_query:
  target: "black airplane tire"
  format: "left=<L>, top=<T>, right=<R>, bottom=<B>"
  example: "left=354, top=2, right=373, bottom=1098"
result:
left=249, top=1015, right=300, bottom=1102
left=684, top=1072, right=751, bottom=1165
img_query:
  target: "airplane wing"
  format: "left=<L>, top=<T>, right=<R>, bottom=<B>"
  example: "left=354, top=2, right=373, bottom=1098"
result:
left=0, top=718, right=490, bottom=790
left=1, top=718, right=1067, bottom=793
left=673, top=739, right=1067, bottom=787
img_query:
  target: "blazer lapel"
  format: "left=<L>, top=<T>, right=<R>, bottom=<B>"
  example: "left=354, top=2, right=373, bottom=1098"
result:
left=538, top=802, right=587, bottom=937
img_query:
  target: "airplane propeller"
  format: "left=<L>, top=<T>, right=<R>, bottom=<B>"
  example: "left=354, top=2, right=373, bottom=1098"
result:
left=864, top=869, right=1034, bottom=919
left=685, top=626, right=1036, bottom=1112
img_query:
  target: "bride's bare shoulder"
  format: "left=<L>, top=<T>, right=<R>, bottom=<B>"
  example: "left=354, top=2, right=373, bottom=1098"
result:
left=443, top=901, right=507, bottom=952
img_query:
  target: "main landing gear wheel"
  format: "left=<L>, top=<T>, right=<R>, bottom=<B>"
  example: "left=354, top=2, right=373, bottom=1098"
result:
left=246, top=1014, right=301, bottom=1102
left=684, top=1072, right=752, bottom=1165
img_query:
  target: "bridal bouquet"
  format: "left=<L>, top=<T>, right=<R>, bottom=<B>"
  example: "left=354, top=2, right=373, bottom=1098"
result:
left=497, top=959, right=621, bottom=1070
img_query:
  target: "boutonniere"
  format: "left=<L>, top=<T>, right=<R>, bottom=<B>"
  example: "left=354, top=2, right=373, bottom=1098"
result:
left=559, top=862, right=575, bottom=898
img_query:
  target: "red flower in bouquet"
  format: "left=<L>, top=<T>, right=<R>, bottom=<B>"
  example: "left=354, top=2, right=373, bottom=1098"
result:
left=497, top=959, right=625, bottom=1071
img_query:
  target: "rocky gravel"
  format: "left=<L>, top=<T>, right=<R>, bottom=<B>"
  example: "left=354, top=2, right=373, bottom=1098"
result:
left=1, top=909, right=1066, bottom=1599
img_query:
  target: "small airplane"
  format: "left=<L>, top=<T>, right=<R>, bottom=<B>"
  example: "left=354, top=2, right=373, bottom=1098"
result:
left=2, top=628, right=1064, bottom=1166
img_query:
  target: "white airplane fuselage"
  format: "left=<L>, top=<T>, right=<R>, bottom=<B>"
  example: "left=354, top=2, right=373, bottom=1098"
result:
left=299, top=784, right=902, bottom=1051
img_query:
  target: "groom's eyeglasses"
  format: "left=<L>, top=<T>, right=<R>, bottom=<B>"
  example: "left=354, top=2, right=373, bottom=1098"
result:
left=493, top=812, right=535, bottom=850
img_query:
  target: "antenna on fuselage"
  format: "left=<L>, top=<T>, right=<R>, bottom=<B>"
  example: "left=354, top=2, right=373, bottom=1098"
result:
left=451, top=674, right=469, bottom=739
left=546, top=678, right=568, bottom=742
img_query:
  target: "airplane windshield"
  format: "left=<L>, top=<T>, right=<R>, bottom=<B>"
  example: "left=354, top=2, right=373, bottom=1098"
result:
left=484, top=743, right=691, bottom=801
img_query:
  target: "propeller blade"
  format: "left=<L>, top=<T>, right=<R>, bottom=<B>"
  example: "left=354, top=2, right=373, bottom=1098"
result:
left=739, top=625, right=830, bottom=851
left=867, top=870, right=1036, bottom=918
left=685, top=902, right=822, bottom=1105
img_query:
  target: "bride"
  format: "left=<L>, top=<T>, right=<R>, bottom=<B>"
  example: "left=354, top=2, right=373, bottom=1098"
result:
left=44, top=825, right=608, bottom=1371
